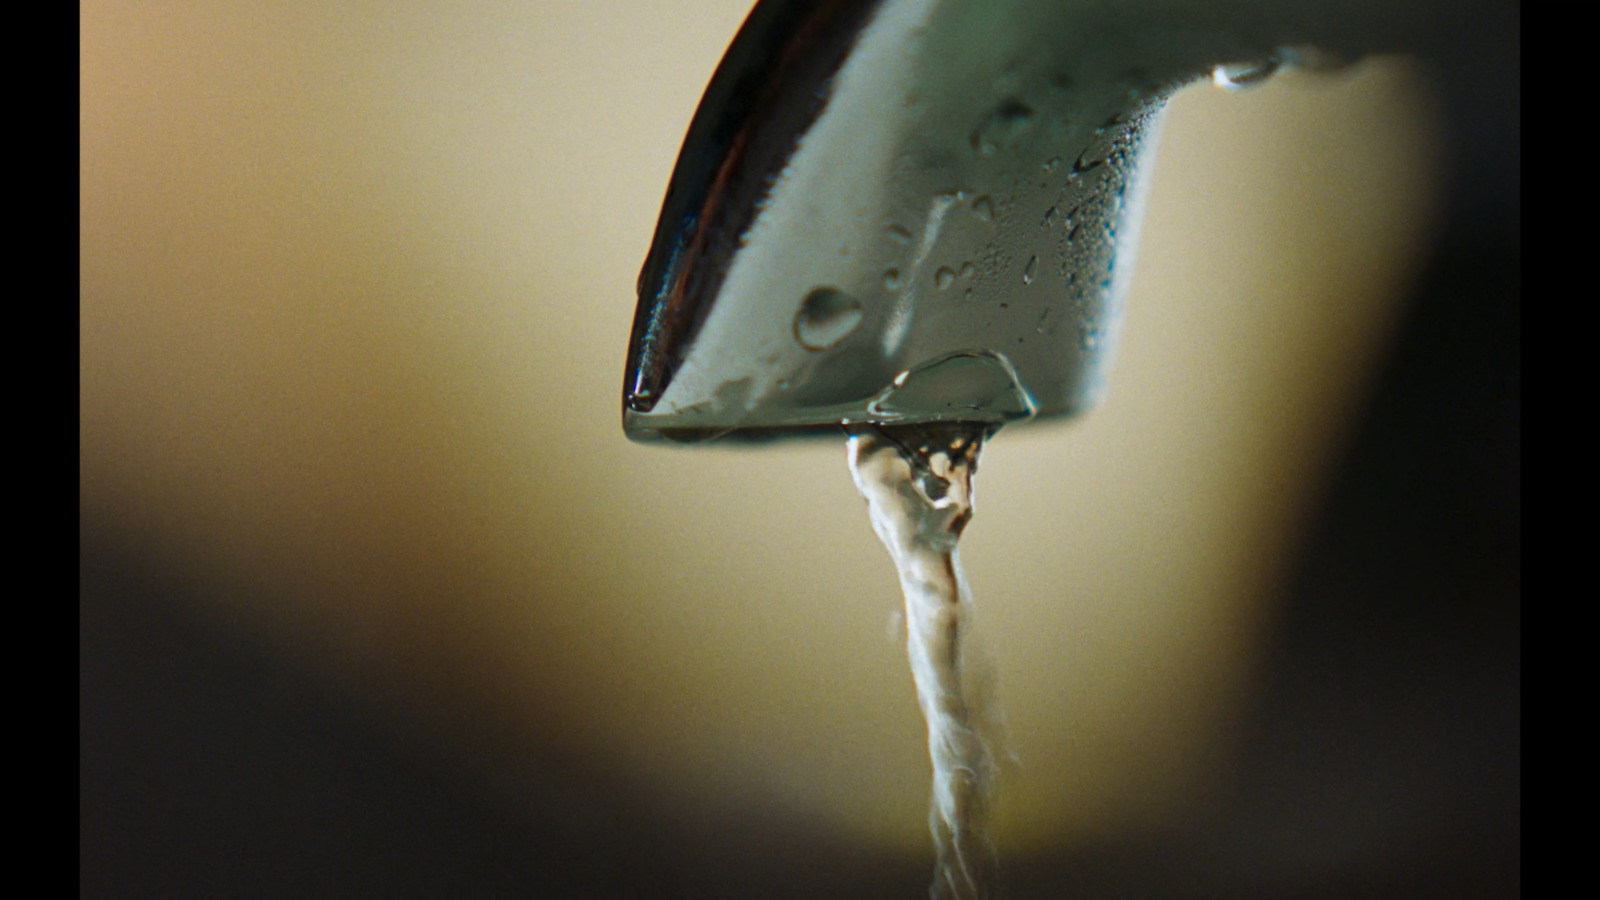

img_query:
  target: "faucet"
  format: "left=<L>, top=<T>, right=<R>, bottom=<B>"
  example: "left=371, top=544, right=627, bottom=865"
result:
left=622, top=0, right=1512, bottom=443
left=618, top=5, right=1515, bottom=895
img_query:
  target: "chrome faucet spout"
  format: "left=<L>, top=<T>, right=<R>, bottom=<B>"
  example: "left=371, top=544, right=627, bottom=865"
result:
left=623, top=0, right=1501, bottom=443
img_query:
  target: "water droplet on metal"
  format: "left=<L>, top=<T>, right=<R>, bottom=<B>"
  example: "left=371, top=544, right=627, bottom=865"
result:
left=793, top=286, right=864, bottom=351
left=959, top=262, right=975, bottom=279
left=883, top=269, right=903, bottom=291
left=867, top=350, right=1037, bottom=422
left=1212, top=57, right=1282, bottom=91
left=1071, top=149, right=1104, bottom=178
left=1022, top=255, right=1037, bottom=285
left=1276, top=44, right=1352, bottom=73
left=886, top=224, right=913, bottom=244
left=935, top=267, right=956, bottom=290
left=971, top=196, right=994, bottom=222
left=969, top=99, right=1033, bottom=155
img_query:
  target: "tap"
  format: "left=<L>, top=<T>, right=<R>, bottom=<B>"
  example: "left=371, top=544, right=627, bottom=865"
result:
left=622, top=0, right=1512, bottom=443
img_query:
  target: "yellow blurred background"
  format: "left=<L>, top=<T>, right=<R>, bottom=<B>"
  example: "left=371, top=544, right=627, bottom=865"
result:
left=81, top=0, right=1467, bottom=887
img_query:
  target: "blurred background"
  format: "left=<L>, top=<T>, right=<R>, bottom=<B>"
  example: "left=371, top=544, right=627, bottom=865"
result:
left=81, top=1, right=1517, bottom=896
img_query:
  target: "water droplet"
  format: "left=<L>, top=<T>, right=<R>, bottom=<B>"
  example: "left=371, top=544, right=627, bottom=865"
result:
left=1022, top=255, right=1038, bottom=285
left=883, top=269, right=903, bottom=291
left=1276, top=44, right=1352, bottom=73
left=959, top=262, right=975, bottom=279
left=886, top=224, right=913, bottom=244
left=962, top=288, right=974, bottom=301
left=1042, top=206, right=1057, bottom=226
left=969, top=99, right=1034, bottom=155
left=935, top=267, right=956, bottom=290
left=1212, top=57, right=1282, bottom=91
left=1070, top=150, right=1104, bottom=178
left=1043, top=156, right=1062, bottom=172
left=971, top=196, right=994, bottom=222
left=793, top=286, right=864, bottom=351
left=867, top=350, right=1037, bottom=421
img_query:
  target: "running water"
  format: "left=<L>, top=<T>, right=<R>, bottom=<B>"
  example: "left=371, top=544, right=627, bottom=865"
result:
left=847, top=421, right=1002, bottom=900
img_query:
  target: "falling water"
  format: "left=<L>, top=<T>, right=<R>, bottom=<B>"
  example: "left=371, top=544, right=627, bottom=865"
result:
left=847, top=421, right=1002, bottom=900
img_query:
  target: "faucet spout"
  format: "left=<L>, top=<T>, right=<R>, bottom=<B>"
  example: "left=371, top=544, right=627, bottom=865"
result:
left=622, top=0, right=1483, bottom=443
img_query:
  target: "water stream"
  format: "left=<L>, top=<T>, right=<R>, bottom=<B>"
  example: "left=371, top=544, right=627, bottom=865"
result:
left=847, top=421, right=1003, bottom=900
